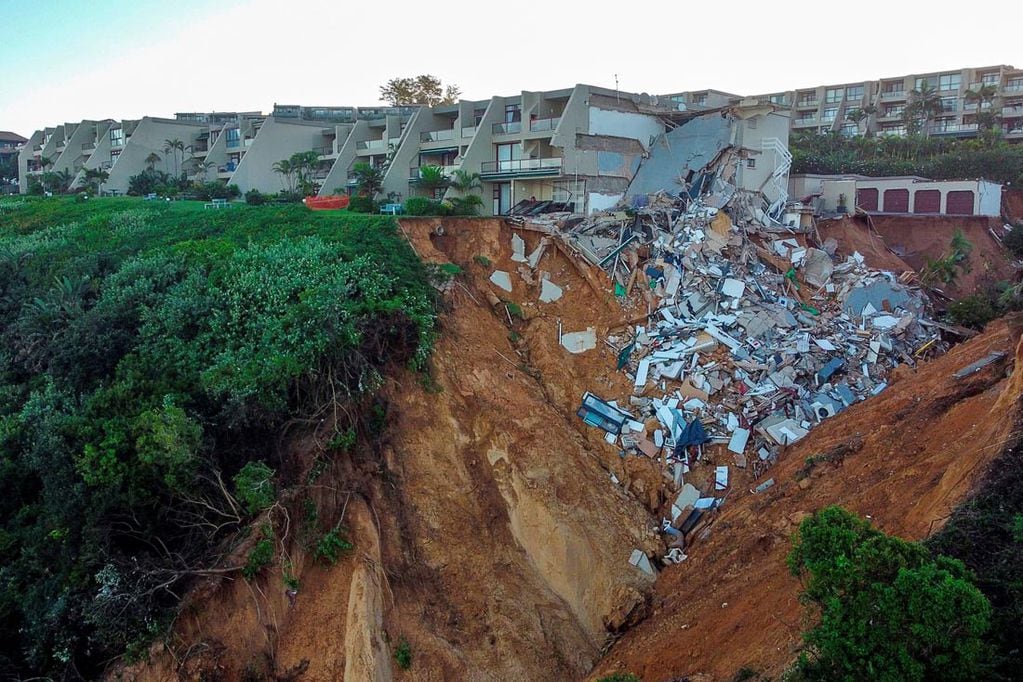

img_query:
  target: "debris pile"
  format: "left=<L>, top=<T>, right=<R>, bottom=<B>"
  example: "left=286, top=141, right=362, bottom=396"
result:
left=511, top=178, right=950, bottom=573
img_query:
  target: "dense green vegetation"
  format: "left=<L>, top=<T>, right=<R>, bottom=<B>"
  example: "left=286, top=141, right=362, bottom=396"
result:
left=788, top=506, right=991, bottom=681
left=928, top=441, right=1023, bottom=680
left=0, top=197, right=437, bottom=677
left=791, top=132, right=1023, bottom=185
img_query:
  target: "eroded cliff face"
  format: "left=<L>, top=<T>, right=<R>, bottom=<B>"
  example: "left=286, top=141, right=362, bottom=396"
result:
left=121, top=218, right=661, bottom=681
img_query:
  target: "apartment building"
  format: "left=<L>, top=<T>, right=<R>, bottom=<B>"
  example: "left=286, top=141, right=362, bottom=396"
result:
left=668, top=64, right=1023, bottom=141
left=17, top=85, right=789, bottom=213
left=766, top=65, right=1020, bottom=139
left=0, top=131, right=26, bottom=159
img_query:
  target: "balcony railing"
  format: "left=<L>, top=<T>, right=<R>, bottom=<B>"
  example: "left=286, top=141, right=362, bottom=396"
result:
left=1006, top=83, right=1023, bottom=92
left=794, top=117, right=818, bottom=125
left=314, top=145, right=335, bottom=156
left=82, top=142, right=95, bottom=150
left=409, top=164, right=460, bottom=181
left=460, top=126, right=477, bottom=138
left=795, top=99, right=818, bottom=108
left=881, top=90, right=906, bottom=99
left=931, top=123, right=979, bottom=134
left=528, top=116, right=561, bottom=133
left=1002, top=105, right=1023, bottom=117
left=480, top=157, right=563, bottom=176
left=492, top=121, right=522, bottom=135
left=356, top=139, right=386, bottom=151
left=420, top=128, right=455, bottom=142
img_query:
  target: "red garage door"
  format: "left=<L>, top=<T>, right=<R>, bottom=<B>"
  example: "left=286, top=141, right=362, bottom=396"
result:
left=856, top=188, right=879, bottom=211
left=913, top=189, right=941, bottom=214
left=883, top=188, right=910, bottom=213
left=946, top=190, right=975, bottom=215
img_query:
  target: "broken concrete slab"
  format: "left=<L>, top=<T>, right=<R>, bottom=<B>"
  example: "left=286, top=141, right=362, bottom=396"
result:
left=803, top=248, right=834, bottom=287
left=511, top=233, right=527, bottom=262
left=539, top=278, right=563, bottom=303
left=953, top=351, right=1007, bottom=379
left=727, top=428, right=750, bottom=455
left=561, top=327, right=597, bottom=354
left=629, top=549, right=657, bottom=577
left=489, top=270, right=513, bottom=292
left=714, top=465, right=729, bottom=490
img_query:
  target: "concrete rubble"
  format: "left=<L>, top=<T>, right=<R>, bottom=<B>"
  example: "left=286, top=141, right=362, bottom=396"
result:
left=511, top=137, right=952, bottom=575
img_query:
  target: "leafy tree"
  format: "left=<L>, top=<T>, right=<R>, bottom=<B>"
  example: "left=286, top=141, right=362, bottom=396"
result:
left=145, top=151, right=162, bottom=170
left=233, top=462, right=275, bottom=515
left=379, top=74, right=461, bottom=106
left=788, top=506, right=991, bottom=681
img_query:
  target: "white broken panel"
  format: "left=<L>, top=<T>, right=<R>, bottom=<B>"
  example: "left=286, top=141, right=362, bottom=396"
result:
left=511, top=233, right=527, bottom=262
left=561, top=327, right=596, bottom=354
left=634, top=358, right=651, bottom=388
left=629, top=549, right=656, bottom=577
left=764, top=419, right=808, bottom=446
left=727, top=428, right=750, bottom=454
left=715, top=465, right=729, bottom=490
left=674, top=483, right=700, bottom=512
left=527, top=241, right=547, bottom=269
left=721, top=278, right=746, bottom=299
left=489, top=270, right=513, bottom=292
left=539, top=278, right=563, bottom=303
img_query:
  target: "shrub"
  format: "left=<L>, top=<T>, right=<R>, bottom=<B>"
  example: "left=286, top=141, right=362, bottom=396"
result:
left=946, top=294, right=999, bottom=330
left=233, top=462, right=275, bottom=515
left=393, top=637, right=412, bottom=670
left=348, top=194, right=378, bottom=213
left=473, top=255, right=491, bottom=268
left=788, top=506, right=991, bottom=681
left=596, top=674, right=640, bottom=682
left=404, top=196, right=448, bottom=216
left=314, top=527, right=353, bottom=565
left=1002, top=226, right=1023, bottom=258
left=245, top=189, right=267, bottom=205
left=242, top=524, right=275, bottom=580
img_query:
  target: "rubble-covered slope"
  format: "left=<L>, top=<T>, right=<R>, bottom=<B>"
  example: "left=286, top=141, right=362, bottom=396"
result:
left=593, top=320, right=1019, bottom=681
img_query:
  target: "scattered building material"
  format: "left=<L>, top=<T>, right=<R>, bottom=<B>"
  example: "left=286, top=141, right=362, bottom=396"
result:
left=489, top=270, right=513, bottom=292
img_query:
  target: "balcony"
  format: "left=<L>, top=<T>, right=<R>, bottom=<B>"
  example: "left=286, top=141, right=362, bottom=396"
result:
left=795, top=99, right=818, bottom=109
left=81, top=142, right=95, bottom=153
left=881, top=90, right=906, bottom=100
left=409, top=164, right=460, bottom=182
left=420, top=128, right=455, bottom=143
left=356, top=139, right=386, bottom=151
left=479, top=157, right=563, bottom=179
left=492, top=121, right=522, bottom=135
left=314, top=145, right=336, bottom=158
left=931, top=123, right=979, bottom=135
left=528, top=116, right=561, bottom=133
left=460, top=126, right=477, bottom=138
left=1004, top=83, right=1023, bottom=92
left=1001, top=105, right=1023, bottom=117
left=793, top=117, right=818, bottom=127
left=879, top=128, right=907, bottom=137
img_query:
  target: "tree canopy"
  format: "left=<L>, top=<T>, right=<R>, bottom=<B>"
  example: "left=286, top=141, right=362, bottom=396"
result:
left=379, top=75, right=461, bottom=106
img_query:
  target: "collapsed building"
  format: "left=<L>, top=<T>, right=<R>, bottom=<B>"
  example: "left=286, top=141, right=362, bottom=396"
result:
left=496, top=104, right=952, bottom=574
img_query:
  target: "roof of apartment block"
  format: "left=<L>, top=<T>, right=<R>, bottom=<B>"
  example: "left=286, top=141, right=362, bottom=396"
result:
left=0, top=131, right=28, bottom=143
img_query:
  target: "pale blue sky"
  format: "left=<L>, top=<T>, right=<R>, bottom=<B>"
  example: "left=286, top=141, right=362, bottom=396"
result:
left=2, top=0, right=1020, bottom=136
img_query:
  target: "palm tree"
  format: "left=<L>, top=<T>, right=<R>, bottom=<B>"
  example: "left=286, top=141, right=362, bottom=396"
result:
left=39, top=155, right=54, bottom=171
left=845, top=105, right=876, bottom=136
left=162, top=139, right=185, bottom=177
left=272, top=158, right=297, bottom=194
left=83, top=167, right=109, bottom=194
left=145, top=152, right=162, bottom=170
left=417, top=165, right=448, bottom=198
left=449, top=168, right=482, bottom=194
left=190, top=158, right=214, bottom=182
left=350, top=162, right=384, bottom=198
left=964, top=84, right=998, bottom=109
left=906, top=83, right=942, bottom=136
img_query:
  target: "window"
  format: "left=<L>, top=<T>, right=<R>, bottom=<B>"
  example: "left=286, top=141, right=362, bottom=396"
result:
left=825, top=88, right=843, bottom=103
left=938, top=74, right=961, bottom=91
left=883, top=82, right=905, bottom=95
left=821, top=107, right=838, bottom=122
left=693, top=94, right=707, bottom=105
left=797, top=91, right=816, bottom=105
left=109, top=128, right=124, bottom=146
left=1008, top=78, right=1023, bottom=90
left=845, top=85, right=864, bottom=100
left=940, top=97, right=958, bottom=112
left=504, top=104, right=521, bottom=123
left=226, top=128, right=240, bottom=147
left=884, top=105, right=905, bottom=118
left=746, top=158, right=756, bottom=169
left=769, top=94, right=787, bottom=105
left=914, top=77, right=936, bottom=90
left=981, top=73, right=1000, bottom=85
left=841, top=123, right=859, bottom=137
